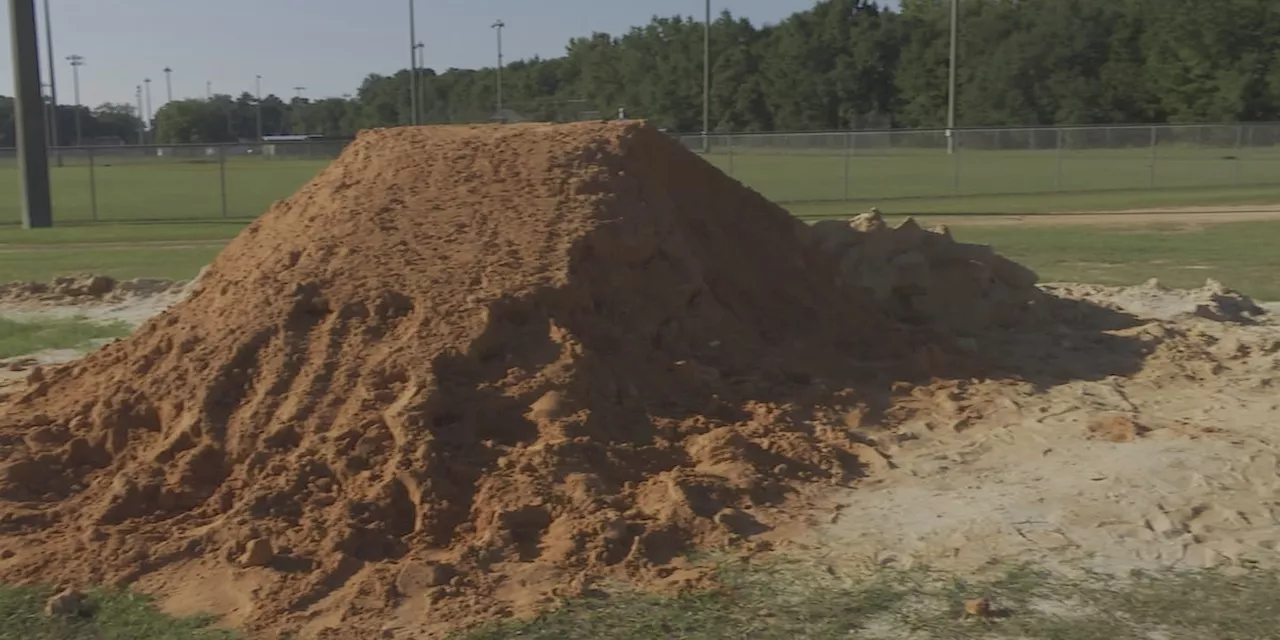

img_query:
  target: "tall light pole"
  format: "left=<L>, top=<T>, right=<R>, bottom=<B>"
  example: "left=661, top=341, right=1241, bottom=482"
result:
left=702, top=0, right=710, bottom=153
left=206, top=80, right=211, bottom=99
left=255, top=74, right=264, bottom=141
left=293, top=86, right=306, bottom=99
left=11, top=0, right=53, bottom=227
left=946, top=0, right=958, bottom=154
left=143, top=77, right=153, bottom=131
left=66, top=54, right=84, bottom=146
left=135, top=84, right=145, bottom=145
left=42, top=0, right=61, bottom=165
left=491, top=20, right=505, bottom=117
left=408, top=0, right=418, bottom=125
left=163, top=66, right=173, bottom=102
left=416, top=41, right=426, bottom=123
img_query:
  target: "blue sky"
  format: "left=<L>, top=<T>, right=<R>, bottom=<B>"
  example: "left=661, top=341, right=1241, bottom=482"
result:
left=0, top=0, right=895, bottom=110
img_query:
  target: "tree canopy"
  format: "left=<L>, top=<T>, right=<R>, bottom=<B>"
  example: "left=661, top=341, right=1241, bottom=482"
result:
left=6, top=0, right=1280, bottom=145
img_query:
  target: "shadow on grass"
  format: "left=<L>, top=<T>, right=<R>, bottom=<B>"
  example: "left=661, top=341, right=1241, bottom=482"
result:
left=452, top=560, right=1280, bottom=640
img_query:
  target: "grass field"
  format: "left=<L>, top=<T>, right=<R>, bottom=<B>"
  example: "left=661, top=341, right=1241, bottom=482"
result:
left=3, top=145, right=1280, bottom=225
left=0, top=317, right=129, bottom=358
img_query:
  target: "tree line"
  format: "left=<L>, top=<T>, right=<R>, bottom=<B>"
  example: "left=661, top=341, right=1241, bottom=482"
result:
left=5, top=0, right=1280, bottom=146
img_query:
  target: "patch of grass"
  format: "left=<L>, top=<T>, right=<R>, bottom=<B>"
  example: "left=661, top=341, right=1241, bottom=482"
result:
left=0, top=585, right=237, bottom=640
left=0, top=246, right=222, bottom=282
left=953, top=220, right=1280, bottom=300
left=0, top=222, right=246, bottom=246
left=0, top=317, right=131, bottom=358
left=452, top=561, right=1280, bottom=640
left=0, top=158, right=330, bottom=225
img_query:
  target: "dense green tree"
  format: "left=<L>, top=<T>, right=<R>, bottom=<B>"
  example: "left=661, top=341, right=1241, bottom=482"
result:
left=8, top=0, right=1280, bottom=144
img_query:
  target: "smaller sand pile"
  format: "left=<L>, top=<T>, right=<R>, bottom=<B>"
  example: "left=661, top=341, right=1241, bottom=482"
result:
left=0, top=274, right=189, bottom=304
left=805, top=211, right=1039, bottom=335
left=1044, top=278, right=1268, bottom=324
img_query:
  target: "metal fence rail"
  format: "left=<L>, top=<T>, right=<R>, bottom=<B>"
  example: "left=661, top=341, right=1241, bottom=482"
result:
left=2, top=122, right=1279, bottom=224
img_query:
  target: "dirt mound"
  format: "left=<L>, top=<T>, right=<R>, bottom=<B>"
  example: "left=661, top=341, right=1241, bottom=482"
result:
left=806, top=212, right=1040, bottom=336
left=0, top=274, right=189, bottom=304
left=0, top=122, right=934, bottom=637
left=1044, top=278, right=1268, bottom=324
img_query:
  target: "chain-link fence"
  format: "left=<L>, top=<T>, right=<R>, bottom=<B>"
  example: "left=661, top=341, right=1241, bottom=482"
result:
left=679, top=122, right=1280, bottom=204
left=3, top=123, right=1279, bottom=224
left=0, top=140, right=353, bottom=224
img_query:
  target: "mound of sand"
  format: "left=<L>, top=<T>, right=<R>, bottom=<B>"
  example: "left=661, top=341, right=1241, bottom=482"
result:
left=0, top=122, right=940, bottom=637
left=806, top=212, right=1040, bottom=336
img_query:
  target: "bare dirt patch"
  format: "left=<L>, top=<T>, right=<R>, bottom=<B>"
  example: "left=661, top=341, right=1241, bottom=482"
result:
left=809, top=281, right=1280, bottom=579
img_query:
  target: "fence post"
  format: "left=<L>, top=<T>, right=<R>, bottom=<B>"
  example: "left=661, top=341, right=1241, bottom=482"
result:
left=1148, top=125, right=1158, bottom=188
left=727, top=134, right=735, bottom=178
left=1055, top=128, right=1064, bottom=191
left=219, top=144, right=229, bottom=218
left=843, top=131, right=852, bottom=201
left=87, top=146, right=99, bottom=221
left=951, top=130, right=961, bottom=195
left=1235, top=124, right=1244, bottom=185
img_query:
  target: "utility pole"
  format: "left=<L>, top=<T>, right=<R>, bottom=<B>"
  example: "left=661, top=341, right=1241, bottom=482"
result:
left=255, top=74, right=263, bottom=141
left=206, top=80, right=211, bottom=99
left=10, top=0, right=53, bottom=228
left=702, top=0, right=710, bottom=153
left=293, top=86, right=306, bottom=99
left=408, top=0, right=418, bottom=125
left=135, top=84, right=145, bottom=145
left=163, top=66, right=173, bottom=102
left=66, top=54, right=83, bottom=146
left=42, top=0, right=61, bottom=166
left=946, top=0, right=958, bottom=155
left=491, top=20, right=505, bottom=117
left=416, top=41, right=426, bottom=123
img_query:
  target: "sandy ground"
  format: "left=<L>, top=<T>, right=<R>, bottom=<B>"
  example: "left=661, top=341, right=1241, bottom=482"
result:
left=808, top=281, right=1280, bottom=578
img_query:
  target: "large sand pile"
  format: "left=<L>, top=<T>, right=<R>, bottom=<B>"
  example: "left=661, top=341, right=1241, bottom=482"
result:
left=0, top=122, right=940, bottom=637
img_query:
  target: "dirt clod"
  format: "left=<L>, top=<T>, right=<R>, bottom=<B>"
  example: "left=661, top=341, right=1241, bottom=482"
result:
left=238, top=538, right=275, bottom=568
left=1087, top=414, right=1150, bottom=443
left=44, top=588, right=88, bottom=617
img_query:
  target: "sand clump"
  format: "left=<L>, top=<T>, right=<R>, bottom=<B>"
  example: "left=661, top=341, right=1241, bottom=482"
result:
left=0, top=122, right=949, bottom=637
left=806, top=212, right=1040, bottom=336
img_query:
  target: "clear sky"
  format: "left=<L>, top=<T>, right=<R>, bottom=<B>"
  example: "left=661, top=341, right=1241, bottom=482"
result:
left=0, top=0, right=896, bottom=111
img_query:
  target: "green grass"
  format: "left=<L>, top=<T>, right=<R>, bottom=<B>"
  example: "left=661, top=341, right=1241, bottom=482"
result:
left=0, top=222, right=245, bottom=246
left=0, top=585, right=237, bottom=640
left=0, top=317, right=131, bottom=358
left=3, top=146, right=1280, bottom=225
left=453, top=561, right=1280, bottom=639
left=0, top=246, right=221, bottom=282
left=953, top=220, right=1280, bottom=299
left=0, top=158, right=330, bottom=225
left=705, top=147, right=1280, bottom=204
